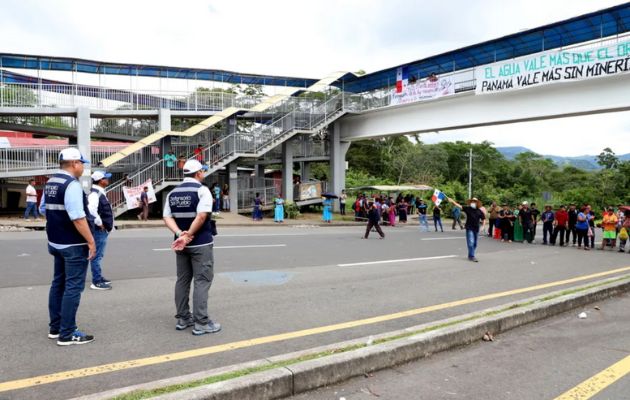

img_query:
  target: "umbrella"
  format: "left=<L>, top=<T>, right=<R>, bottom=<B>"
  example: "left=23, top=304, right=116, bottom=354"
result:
left=322, top=192, right=339, bottom=199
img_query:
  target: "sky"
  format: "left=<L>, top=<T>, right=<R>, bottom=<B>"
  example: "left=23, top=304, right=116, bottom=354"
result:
left=1, top=0, right=629, bottom=156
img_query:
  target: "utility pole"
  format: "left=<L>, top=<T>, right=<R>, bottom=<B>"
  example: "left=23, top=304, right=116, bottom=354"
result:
left=468, top=148, right=473, bottom=199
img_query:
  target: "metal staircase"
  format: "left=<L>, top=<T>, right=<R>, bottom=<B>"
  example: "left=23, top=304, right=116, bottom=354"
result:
left=106, top=93, right=346, bottom=217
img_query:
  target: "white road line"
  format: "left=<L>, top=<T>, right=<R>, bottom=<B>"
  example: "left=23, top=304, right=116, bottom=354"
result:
left=219, top=233, right=310, bottom=237
left=338, top=255, right=457, bottom=267
left=153, top=244, right=287, bottom=251
left=421, top=237, right=464, bottom=241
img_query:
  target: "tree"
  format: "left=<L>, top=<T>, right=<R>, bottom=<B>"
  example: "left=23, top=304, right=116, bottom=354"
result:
left=596, top=148, right=619, bottom=170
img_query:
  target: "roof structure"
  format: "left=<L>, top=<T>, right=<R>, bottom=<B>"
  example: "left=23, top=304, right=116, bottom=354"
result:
left=341, top=3, right=630, bottom=92
left=0, top=53, right=318, bottom=88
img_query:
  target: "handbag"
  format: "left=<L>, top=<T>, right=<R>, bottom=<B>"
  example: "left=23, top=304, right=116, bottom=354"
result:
left=619, top=227, right=628, bottom=241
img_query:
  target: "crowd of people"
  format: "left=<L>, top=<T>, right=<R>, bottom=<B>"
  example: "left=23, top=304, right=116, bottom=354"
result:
left=487, top=201, right=630, bottom=252
left=351, top=192, right=630, bottom=254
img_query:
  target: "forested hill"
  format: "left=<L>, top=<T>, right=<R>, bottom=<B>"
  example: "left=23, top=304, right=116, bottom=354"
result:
left=497, top=146, right=630, bottom=171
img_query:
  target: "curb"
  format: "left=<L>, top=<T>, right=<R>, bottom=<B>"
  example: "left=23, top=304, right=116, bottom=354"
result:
left=73, top=275, right=630, bottom=400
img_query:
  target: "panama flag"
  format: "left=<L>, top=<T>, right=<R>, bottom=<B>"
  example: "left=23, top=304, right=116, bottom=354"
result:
left=432, top=189, right=447, bottom=206
left=396, top=66, right=409, bottom=93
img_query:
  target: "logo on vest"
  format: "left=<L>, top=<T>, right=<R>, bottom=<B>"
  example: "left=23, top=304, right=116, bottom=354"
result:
left=45, top=186, right=59, bottom=197
left=170, top=195, right=193, bottom=208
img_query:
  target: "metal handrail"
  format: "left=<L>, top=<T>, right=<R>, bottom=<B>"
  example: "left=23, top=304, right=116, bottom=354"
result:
left=0, top=144, right=129, bottom=174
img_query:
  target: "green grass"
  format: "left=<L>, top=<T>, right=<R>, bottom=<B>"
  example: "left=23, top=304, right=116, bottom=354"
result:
left=111, top=275, right=630, bottom=399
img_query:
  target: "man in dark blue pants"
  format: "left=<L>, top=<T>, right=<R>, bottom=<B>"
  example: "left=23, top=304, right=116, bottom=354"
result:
left=43, top=148, right=96, bottom=345
left=87, top=170, right=114, bottom=290
left=448, top=197, right=485, bottom=262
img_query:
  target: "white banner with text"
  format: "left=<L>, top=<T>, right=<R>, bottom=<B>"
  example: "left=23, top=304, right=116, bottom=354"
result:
left=475, top=41, right=630, bottom=94
left=390, top=77, right=455, bottom=105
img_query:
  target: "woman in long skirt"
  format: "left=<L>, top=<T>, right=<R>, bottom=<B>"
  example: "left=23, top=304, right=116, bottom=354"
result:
left=322, top=197, right=333, bottom=223
left=398, top=200, right=408, bottom=223
left=388, top=199, right=397, bottom=227
left=274, top=197, right=284, bottom=223
left=513, top=205, right=524, bottom=242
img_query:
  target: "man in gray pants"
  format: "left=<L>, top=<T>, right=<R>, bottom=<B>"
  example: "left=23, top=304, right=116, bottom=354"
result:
left=163, top=159, right=221, bottom=336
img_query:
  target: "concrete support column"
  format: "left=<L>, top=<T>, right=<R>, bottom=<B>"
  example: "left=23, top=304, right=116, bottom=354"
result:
left=254, top=164, right=265, bottom=187
left=329, top=122, right=350, bottom=212
left=301, top=162, right=310, bottom=182
left=282, top=139, right=294, bottom=202
left=228, top=162, right=238, bottom=214
left=158, top=108, right=172, bottom=154
left=77, top=107, right=91, bottom=192
left=1, top=187, right=7, bottom=209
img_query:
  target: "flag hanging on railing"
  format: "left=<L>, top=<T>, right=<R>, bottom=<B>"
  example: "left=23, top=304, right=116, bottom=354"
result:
left=396, top=66, right=409, bottom=93
left=432, top=189, right=447, bottom=206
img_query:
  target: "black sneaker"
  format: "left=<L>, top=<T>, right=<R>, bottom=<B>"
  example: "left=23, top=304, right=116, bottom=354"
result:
left=57, top=330, right=94, bottom=346
left=100, top=277, right=112, bottom=284
left=175, top=317, right=195, bottom=331
left=192, top=321, right=221, bottom=336
left=48, top=330, right=59, bottom=339
left=90, top=281, right=112, bottom=290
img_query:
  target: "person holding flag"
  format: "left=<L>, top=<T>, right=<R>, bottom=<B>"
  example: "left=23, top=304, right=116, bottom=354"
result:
left=448, top=196, right=486, bottom=262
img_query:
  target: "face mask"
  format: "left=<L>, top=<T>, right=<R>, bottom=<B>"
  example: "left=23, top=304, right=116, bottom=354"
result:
left=470, top=203, right=477, bottom=209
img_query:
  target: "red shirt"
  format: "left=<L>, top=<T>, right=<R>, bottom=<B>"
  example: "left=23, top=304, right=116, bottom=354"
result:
left=555, top=209, right=568, bottom=226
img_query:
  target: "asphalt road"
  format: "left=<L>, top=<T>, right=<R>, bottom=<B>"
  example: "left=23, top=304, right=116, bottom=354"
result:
left=291, top=292, right=630, bottom=400
left=1, top=224, right=629, bottom=399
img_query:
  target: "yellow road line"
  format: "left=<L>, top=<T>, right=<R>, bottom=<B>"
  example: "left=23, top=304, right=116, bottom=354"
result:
left=553, top=353, right=630, bottom=399
left=2, top=266, right=630, bottom=393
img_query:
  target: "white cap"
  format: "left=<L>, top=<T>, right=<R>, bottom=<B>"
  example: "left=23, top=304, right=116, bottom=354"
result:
left=522, top=201, right=529, bottom=205
left=183, top=159, right=208, bottom=174
left=59, top=148, right=89, bottom=163
left=91, top=171, right=112, bottom=181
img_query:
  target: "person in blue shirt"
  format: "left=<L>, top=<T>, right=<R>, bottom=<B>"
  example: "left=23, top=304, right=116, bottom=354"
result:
left=575, top=206, right=590, bottom=250
left=212, top=183, right=221, bottom=213
left=451, top=204, right=464, bottom=230
left=417, top=199, right=429, bottom=232
left=541, top=205, right=555, bottom=245
left=274, top=196, right=285, bottom=223
left=44, top=148, right=96, bottom=346
left=322, top=197, right=333, bottom=223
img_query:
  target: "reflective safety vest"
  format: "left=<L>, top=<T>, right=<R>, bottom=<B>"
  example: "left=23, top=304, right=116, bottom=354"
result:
left=44, top=173, right=93, bottom=245
left=168, top=181, right=213, bottom=247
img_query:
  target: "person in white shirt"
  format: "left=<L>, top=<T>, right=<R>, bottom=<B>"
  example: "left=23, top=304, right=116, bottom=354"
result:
left=163, top=159, right=221, bottom=335
left=87, top=171, right=114, bottom=290
left=24, top=179, right=40, bottom=221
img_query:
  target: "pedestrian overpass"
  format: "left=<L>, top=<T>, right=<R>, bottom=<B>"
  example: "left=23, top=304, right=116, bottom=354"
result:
left=1, top=3, right=629, bottom=216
